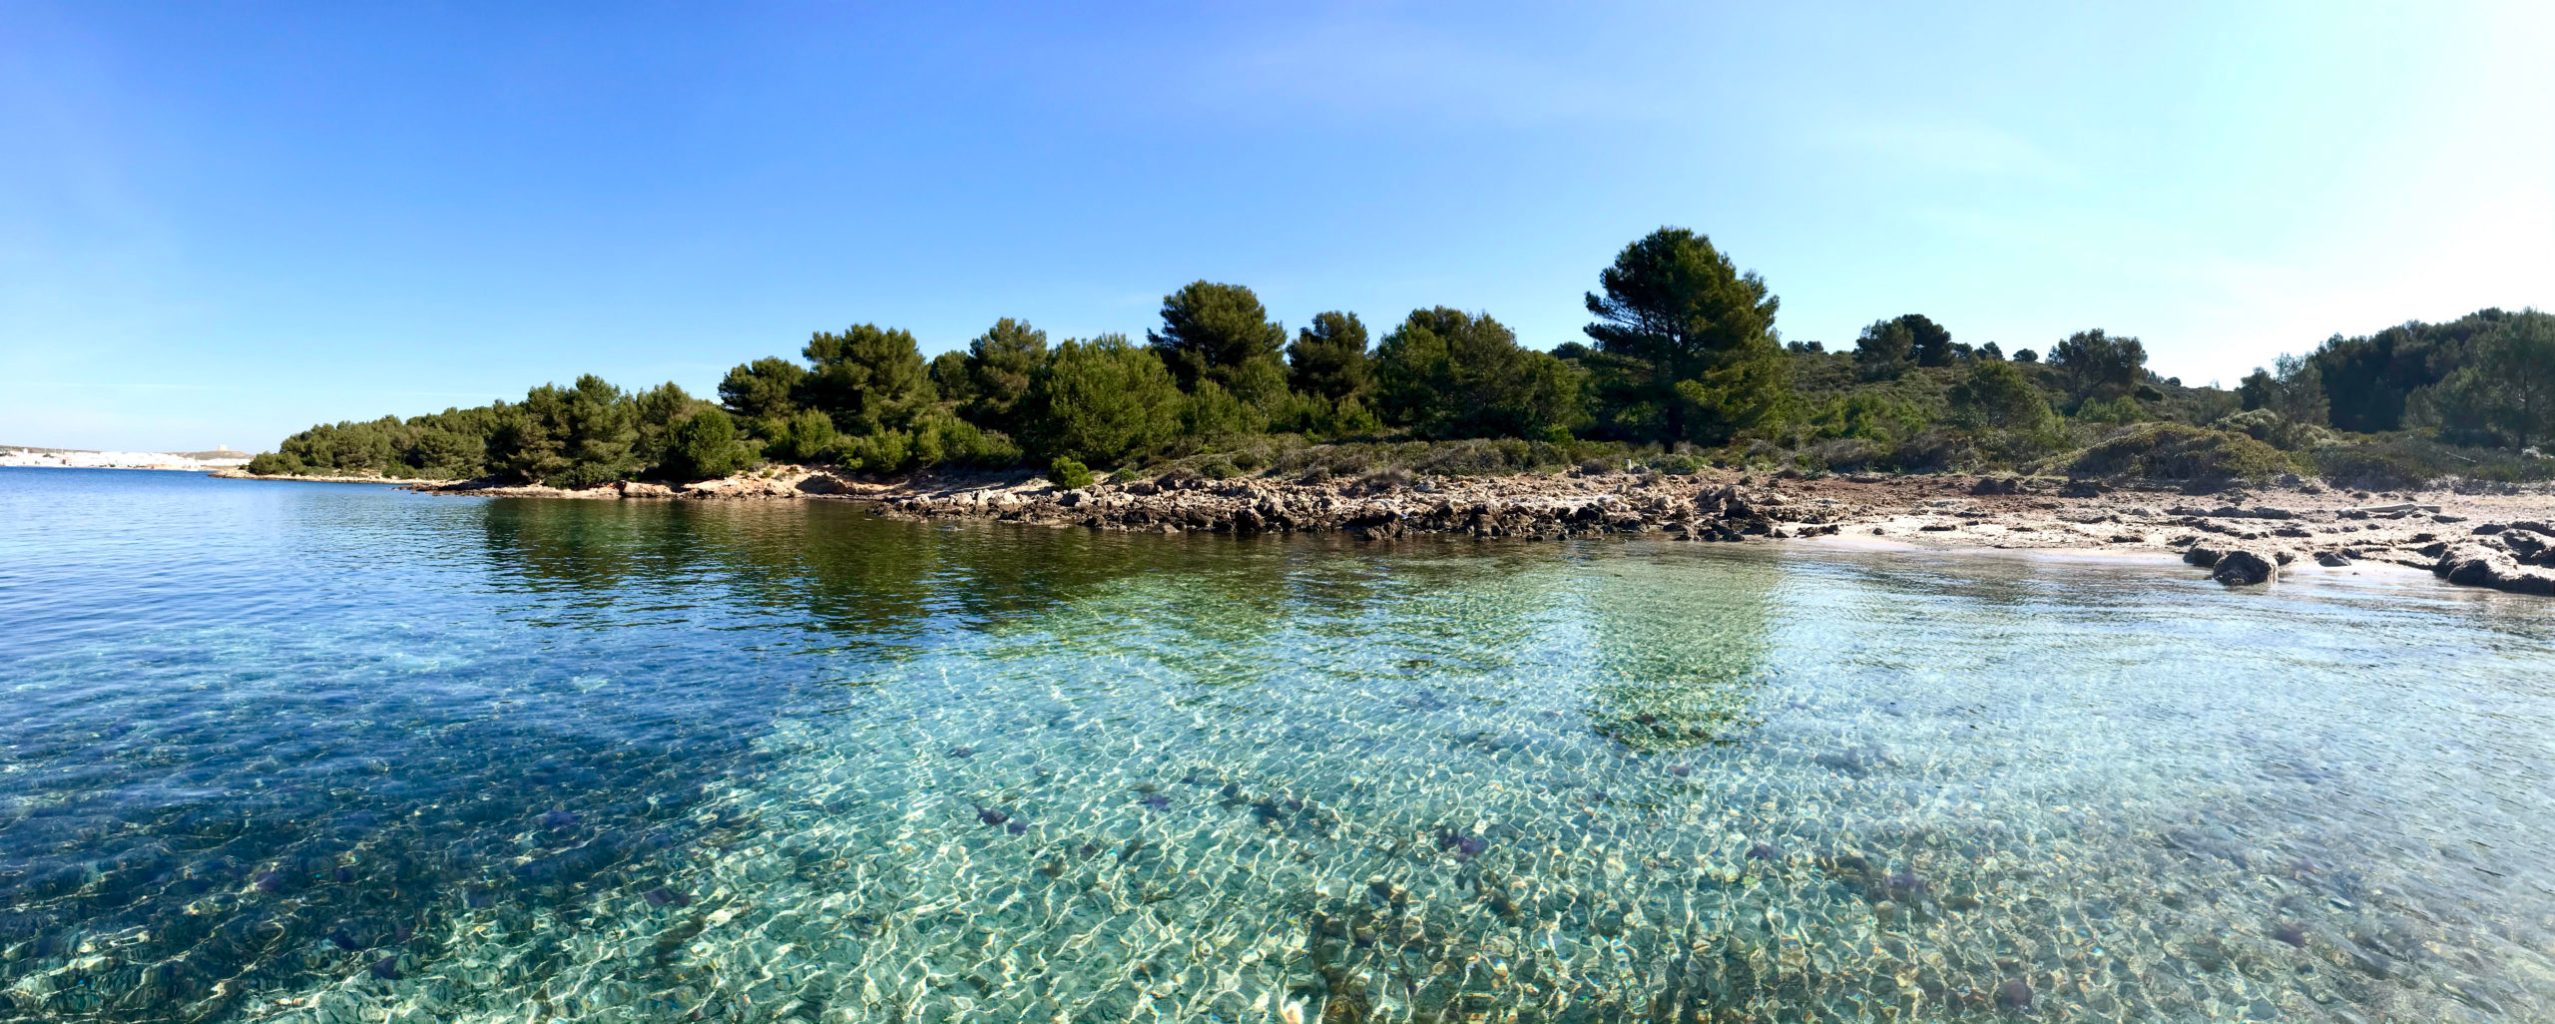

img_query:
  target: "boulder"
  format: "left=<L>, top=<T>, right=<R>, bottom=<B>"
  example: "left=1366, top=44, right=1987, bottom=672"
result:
left=2499, top=530, right=2549, bottom=563
left=2182, top=545, right=2223, bottom=568
left=2435, top=543, right=2555, bottom=596
left=2210, top=548, right=2277, bottom=586
left=2314, top=550, right=2352, bottom=568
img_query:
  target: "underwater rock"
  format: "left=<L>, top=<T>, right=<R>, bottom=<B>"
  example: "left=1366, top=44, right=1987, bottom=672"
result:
left=976, top=807, right=1010, bottom=827
left=1995, top=978, right=2033, bottom=1012
left=1436, top=829, right=1487, bottom=860
left=1814, top=745, right=1893, bottom=778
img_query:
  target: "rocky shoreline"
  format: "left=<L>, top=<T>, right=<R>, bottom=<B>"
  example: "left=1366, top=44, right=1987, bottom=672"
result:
left=225, top=465, right=2555, bottom=597
left=872, top=470, right=2555, bottom=596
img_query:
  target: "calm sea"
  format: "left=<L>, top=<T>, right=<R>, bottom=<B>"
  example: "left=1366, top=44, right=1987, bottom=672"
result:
left=3, top=466, right=2551, bottom=1023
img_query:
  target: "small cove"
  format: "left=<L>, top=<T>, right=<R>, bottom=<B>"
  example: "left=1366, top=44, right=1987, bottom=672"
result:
left=4, top=467, right=2553, bottom=1022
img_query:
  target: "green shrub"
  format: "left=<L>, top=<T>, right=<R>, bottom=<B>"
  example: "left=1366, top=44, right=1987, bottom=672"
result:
left=2310, top=434, right=2555, bottom=489
left=1026, top=334, right=1184, bottom=466
left=2073, top=395, right=2147, bottom=425
left=2213, top=408, right=2335, bottom=451
left=841, top=429, right=914, bottom=473
left=1650, top=451, right=1706, bottom=475
left=1806, top=392, right=1927, bottom=445
left=246, top=452, right=305, bottom=476
left=764, top=408, right=842, bottom=464
left=1047, top=457, right=1095, bottom=489
left=2061, top=423, right=2295, bottom=482
left=911, top=409, right=1021, bottom=467
left=663, top=408, right=755, bottom=481
left=1947, top=360, right=2054, bottom=434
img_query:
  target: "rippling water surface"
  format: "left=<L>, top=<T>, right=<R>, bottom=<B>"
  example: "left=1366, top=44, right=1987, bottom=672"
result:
left=4, top=467, right=2554, bottom=1023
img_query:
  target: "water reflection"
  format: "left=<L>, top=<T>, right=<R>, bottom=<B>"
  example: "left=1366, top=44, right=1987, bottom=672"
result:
left=4, top=470, right=2554, bottom=1023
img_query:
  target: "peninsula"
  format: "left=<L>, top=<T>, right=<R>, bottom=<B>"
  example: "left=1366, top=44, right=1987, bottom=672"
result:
left=225, top=227, right=2555, bottom=594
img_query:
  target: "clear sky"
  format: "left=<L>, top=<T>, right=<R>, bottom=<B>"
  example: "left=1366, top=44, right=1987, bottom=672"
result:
left=4, top=2, right=2549, bottom=451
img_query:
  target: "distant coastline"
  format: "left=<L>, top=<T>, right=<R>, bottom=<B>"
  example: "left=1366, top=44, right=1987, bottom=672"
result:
left=2, top=446, right=252, bottom=472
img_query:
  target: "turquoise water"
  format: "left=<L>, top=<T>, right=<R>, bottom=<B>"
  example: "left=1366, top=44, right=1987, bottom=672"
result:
left=4, top=468, right=2553, bottom=1023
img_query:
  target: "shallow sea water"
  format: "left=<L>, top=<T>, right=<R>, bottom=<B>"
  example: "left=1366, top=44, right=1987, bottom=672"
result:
left=4, top=467, right=2553, bottom=1023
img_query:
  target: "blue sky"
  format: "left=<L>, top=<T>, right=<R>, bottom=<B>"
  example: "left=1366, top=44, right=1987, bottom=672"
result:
left=4, top=2, right=2549, bottom=451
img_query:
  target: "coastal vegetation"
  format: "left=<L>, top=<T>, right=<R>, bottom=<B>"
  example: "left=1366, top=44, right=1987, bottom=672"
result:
left=248, top=228, right=2555, bottom=491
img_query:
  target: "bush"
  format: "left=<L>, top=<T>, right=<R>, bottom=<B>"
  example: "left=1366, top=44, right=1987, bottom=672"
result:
left=2061, top=423, right=2295, bottom=482
left=2310, top=441, right=2437, bottom=490
left=2073, top=395, right=2146, bottom=425
left=841, top=429, right=914, bottom=474
left=2310, top=434, right=2555, bottom=490
left=1180, top=380, right=1267, bottom=438
left=1947, top=360, right=2053, bottom=433
left=247, top=452, right=305, bottom=475
left=911, top=409, right=1021, bottom=468
left=1805, top=392, right=1927, bottom=445
left=1026, top=334, right=1184, bottom=466
left=1373, top=308, right=1588, bottom=440
left=663, top=408, right=755, bottom=481
left=1650, top=451, right=1707, bottom=475
left=1047, top=457, right=1095, bottom=490
left=2213, top=408, right=2334, bottom=451
left=764, top=408, right=842, bottom=464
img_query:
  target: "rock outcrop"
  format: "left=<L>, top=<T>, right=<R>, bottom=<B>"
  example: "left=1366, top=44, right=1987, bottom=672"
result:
left=2209, top=548, right=2277, bottom=586
left=2432, top=530, right=2555, bottom=596
left=878, top=474, right=1830, bottom=544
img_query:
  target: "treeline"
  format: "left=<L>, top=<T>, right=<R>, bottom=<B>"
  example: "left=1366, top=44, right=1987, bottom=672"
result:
left=250, top=227, right=2554, bottom=488
left=2234, top=308, right=2555, bottom=449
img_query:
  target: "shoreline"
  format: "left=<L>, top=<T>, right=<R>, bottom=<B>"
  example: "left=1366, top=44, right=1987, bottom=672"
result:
left=217, top=465, right=2555, bottom=597
left=4, top=461, right=252, bottom=473
left=206, top=468, right=407, bottom=484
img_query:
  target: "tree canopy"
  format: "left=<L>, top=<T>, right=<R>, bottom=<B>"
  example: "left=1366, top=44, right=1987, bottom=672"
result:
left=1149, top=281, right=1289, bottom=408
left=1375, top=307, right=1586, bottom=441
left=1583, top=227, right=1781, bottom=443
left=1287, top=310, right=1370, bottom=403
left=801, top=324, right=935, bottom=436
left=251, top=229, right=2555, bottom=492
left=2046, top=329, right=2148, bottom=404
left=1028, top=334, right=1184, bottom=466
left=960, top=318, right=1048, bottom=433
